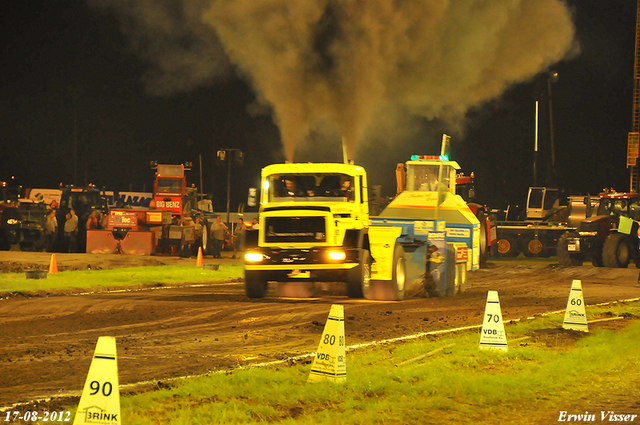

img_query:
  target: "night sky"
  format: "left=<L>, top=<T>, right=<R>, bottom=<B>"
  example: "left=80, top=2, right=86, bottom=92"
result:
left=0, top=1, right=636, bottom=213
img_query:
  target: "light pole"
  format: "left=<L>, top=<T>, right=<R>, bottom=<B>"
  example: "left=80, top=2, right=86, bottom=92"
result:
left=547, top=71, right=559, bottom=185
left=216, top=148, right=244, bottom=225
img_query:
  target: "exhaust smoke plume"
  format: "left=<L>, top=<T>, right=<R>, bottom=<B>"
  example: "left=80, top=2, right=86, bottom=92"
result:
left=91, top=0, right=577, bottom=162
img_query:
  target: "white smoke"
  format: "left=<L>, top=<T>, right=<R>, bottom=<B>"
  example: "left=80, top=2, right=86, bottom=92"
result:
left=90, top=0, right=578, bottom=161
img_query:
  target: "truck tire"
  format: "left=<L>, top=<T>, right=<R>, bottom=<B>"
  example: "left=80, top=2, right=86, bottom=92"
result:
left=477, top=211, right=489, bottom=267
left=557, top=232, right=583, bottom=267
left=245, top=270, right=269, bottom=298
left=496, top=235, right=519, bottom=257
left=522, top=236, right=544, bottom=257
left=0, top=230, right=11, bottom=251
left=365, top=244, right=406, bottom=301
left=384, top=245, right=406, bottom=301
left=346, top=249, right=371, bottom=298
left=603, top=233, right=632, bottom=268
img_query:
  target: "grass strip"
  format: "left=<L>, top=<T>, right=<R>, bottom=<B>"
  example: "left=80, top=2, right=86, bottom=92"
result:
left=54, top=302, right=640, bottom=425
left=0, top=265, right=243, bottom=295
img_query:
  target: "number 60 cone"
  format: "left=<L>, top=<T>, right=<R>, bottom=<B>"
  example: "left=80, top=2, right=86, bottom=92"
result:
left=563, top=280, right=588, bottom=332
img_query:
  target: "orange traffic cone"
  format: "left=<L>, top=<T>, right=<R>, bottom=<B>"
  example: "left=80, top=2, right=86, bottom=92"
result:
left=49, top=254, right=58, bottom=274
left=196, top=247, right=204, bottom=267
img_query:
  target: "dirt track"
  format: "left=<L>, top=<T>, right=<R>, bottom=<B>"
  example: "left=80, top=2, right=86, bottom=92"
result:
left=1, top=252, right=640, bottom=410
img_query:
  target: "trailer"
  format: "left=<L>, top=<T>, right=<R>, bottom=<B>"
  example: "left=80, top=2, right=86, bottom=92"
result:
left=493, top=188, right=596, bottom=258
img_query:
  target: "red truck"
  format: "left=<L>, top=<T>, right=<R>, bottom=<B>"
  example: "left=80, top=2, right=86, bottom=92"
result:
left=86, top=162, right=197, bottom=255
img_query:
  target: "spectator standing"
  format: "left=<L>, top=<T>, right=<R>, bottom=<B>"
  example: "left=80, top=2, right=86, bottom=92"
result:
left=192, top=216, right=203, bottom=256
left=64, top=209, right=79, bottom=253
left=210, top=216, right=228, bottom=259
left=44, top=209, right=57, bottom=252
left=252, top=217, right=260, bottom=230
left=232, top=218, right=247, bottom=259
left=86, top=211, right=99, bottom=230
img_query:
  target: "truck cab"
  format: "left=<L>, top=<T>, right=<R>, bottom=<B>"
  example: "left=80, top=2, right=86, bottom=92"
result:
left=244, top=163, right=371, bottom=298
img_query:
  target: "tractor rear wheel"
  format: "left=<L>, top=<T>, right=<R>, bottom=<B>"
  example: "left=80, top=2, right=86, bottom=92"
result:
left=603, top=233, right=632, bottom=268
left=557, top=232, right=583, bottom=267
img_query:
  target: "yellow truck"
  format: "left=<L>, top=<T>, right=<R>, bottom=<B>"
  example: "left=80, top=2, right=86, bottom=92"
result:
left=243, top=162, right=373, bottom=299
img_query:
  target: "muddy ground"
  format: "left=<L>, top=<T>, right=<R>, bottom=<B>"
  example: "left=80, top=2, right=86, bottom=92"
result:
left=1, top=251, right=640, bottom=414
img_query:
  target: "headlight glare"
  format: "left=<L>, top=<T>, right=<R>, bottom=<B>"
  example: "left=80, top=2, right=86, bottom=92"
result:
left=244, top=252, right=264, bottom=262
left=328, top=251, right=346, bottom=260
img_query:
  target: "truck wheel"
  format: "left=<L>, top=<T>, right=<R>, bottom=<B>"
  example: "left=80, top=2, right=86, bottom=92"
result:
left=496, top=235, right=519, bottom=257
left=477, top=211, right=489, bottom=267
left=385, top=245, right=406, bottom=301
left=522, top=236, right=544, bottom=257
left=557, top=232, right=583, bottom=267
left=603, top=233, right=632, bottom=268
left=365, top=244, right=406, bottom=301
left=245, top=270, right=269, bottom=298
left=0, top=230, right=11, bottom=251
left=346, top=250, right=371, bottom=298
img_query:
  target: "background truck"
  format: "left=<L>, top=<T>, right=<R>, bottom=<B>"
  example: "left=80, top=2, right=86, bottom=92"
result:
left=17, top=199, right=47, bottom=251
left=0, top=181, right=21, bottom=250
left=557, top=191, right=640, bottom=268
left=87, top=162, right=197, bottom=256
left=55, top=185, right=108, bottom=252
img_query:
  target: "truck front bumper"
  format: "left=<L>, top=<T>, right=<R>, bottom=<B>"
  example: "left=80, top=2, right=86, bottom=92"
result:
left=244, top=247, right=359, bottom=280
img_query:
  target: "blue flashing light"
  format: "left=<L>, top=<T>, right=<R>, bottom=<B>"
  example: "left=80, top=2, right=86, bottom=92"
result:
left=410, top=155, right=419, bottom=160
left=440, top=155, right=449, bottom=161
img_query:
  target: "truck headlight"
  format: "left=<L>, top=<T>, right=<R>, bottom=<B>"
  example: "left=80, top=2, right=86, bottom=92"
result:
left=6, top=219, right=18, bottom=225
left=328, top=251, right=346, bottom=260
left=578, top=231, right=597, bottom=236
left=244, top=252, right=264, bottom=262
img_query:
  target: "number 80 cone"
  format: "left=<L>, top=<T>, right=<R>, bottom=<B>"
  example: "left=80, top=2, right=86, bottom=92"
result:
left=308, top=304, right=346, bottom=383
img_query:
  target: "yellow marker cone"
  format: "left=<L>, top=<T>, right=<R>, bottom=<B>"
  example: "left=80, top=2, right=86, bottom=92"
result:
left=196, top=246, right=204, bottom=267
left=73, top=337, right=121, bottom=425
left=49, top=254, right=58, bottom=274
left=479, top=291, right=508, bottom=351
left=308, top=304, right=346, bottom=383
left=563, top=280, right=589, bottom=332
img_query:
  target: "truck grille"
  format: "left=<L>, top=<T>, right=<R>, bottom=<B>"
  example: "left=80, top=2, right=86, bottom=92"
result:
left=265, top=216, right=326, bottom=243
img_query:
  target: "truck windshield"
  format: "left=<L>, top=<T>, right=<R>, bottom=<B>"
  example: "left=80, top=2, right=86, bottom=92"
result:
left=597, top=199, right=629, bottom=217
left=406, top=165, right=451, bottom=191
left=157, top=178, right=183, bottom=193
left=67, top=191, right=103, bottom=211
left=266, top=174, right=354, bottom=202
